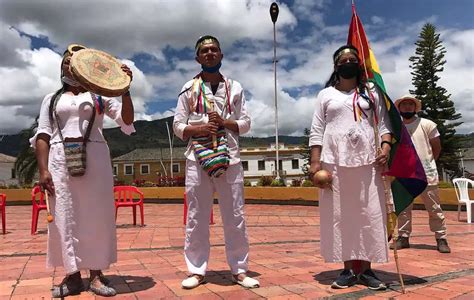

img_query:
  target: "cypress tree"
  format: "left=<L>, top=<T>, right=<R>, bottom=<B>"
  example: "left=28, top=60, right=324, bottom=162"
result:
left=409, top=23, right=463, bottom=177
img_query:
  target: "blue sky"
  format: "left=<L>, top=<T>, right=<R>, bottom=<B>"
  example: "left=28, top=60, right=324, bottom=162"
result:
left=0, top=0, right=473, bottom=136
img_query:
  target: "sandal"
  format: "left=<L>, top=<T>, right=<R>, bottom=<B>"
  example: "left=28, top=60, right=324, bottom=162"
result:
left=232, top=274, right=260, bottom=289
left=182, top=274, right=205, bottom=289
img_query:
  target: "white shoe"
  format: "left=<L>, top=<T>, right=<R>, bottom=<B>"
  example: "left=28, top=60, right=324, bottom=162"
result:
left=181, top=275, right=204, bottom=289
left=232, top=275, right=260, bottom=289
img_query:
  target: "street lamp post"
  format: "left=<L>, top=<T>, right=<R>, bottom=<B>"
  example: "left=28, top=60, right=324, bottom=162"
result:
left=270, top=2, right=280, bottom=180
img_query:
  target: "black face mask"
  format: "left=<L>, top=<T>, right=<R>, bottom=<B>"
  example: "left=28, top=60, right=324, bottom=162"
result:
left=400, top=111, right=416, bottom=119
left=337, top=62, right=360, bottom=79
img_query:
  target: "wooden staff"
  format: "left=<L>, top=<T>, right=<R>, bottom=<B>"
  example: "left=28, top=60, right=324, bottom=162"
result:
left=373, top=112, right=406, bottom=294
left=207, top=100, right=218, bottom=152
left=44, top=191, right=54, bottom=223
left=381, top=168, right=406, bottom=293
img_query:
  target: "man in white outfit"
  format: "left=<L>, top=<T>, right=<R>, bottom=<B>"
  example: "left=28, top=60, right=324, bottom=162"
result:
left=392, top=95, right=450, bottom=253
left=173, top=35, right=259, bottom=289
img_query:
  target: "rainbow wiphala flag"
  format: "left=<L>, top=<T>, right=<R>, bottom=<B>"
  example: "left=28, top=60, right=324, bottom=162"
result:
left=347, top=3, right=428, bottom=240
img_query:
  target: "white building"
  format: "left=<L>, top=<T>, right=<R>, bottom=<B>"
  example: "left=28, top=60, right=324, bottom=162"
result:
left=0, top=153, right=18, bottom=187
left=240, top=143, right=306, bottom=186
left=460, top=148, right=474, bottom=178
left=111, top=143, right=308, bottom=186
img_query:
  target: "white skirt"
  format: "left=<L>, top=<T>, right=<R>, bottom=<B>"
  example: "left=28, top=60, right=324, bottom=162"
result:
left=319, top=163, right=389, bottom=263
left=47, top=142, right=117, bottom=274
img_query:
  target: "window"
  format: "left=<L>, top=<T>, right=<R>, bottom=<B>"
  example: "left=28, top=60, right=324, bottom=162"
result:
left=124, top=164, right=134, bottom=175
left=275, top=160, right=283, bottom=171
left=172, top=163, right=180, bottom=173
left=292, top=159, right=299, bottom=169
left=242, top=161, right=249, bottom=171
left=258, top=160, right=265, bottom=170
left=11, top=168, right=16, bottom=179
left=140, top=164, right=150, bottom=175
left=113, top=165, right=118, bottom=176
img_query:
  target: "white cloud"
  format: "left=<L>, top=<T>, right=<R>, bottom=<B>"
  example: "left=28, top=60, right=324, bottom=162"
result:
left=0, top=0, right=472, bottom=137
left=0, top=0, right=296, bottom=59
left=371, top=16, right=384, bottom=25
left=0, top=48, right=154, bottom=134
left=0, top=24, right=31, bottom=67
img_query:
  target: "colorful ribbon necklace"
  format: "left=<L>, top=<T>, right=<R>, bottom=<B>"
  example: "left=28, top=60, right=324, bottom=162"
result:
left=195, top=75, right=231, bottom=114
left=352, top=87, right=378, bottom=124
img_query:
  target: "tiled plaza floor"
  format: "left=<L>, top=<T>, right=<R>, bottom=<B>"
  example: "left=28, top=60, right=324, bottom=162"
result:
left=0, top=203, right=473, bottom=299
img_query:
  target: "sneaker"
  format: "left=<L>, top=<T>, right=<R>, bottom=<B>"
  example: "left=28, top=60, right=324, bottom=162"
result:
left=331, top=269, right=358, bottom=289
left=358, top=269, right=387, bottom=290
left=436, top=239, right=451, bottom=253
left=390, top=236, right=410, bottom=250
left=89, top=276, right=117, bottom=297
left=51, top=275, right=84, bottom=298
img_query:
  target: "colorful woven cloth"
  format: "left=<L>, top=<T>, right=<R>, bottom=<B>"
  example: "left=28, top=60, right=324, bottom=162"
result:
left=192, top=127, right=230, bottom=178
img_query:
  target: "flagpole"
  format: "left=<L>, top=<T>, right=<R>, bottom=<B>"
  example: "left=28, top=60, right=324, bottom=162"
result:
left=352, top=1, right=370, bottom=81
left=352, top=0, right=406, bottom=293
left=270, top=2, right=280, bottom=180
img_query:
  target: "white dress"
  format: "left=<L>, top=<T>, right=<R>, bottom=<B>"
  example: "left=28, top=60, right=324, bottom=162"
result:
left=309, top=86, right=392, bottom=263
left=30, top=92, right=135, bottom=274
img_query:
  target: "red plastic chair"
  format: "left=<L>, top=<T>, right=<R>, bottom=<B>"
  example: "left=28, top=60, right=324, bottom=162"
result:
left=31, top=186, right=47, bottom=235
left=183, top=192, right=214, bottom=225
left=0, top=193, right=6, bottom=234
left=114, top=186, right=144, bottom=226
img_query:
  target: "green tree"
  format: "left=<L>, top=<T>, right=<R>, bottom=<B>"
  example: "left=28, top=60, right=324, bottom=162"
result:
left=14, top=119, right=38, bottom=185
left=409, top=23, right=463, bottom=177
left=300, top=128, right=310, bottom=177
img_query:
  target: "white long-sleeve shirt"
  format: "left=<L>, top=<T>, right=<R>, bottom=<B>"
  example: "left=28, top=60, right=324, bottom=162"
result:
left=30, top=92, right=135, bottom=148
left=309, top=85, right=392, bottom=167
left=173, top=77, right=251, bottom=165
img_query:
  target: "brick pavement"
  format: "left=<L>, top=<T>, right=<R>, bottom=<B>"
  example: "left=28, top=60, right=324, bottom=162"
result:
left=0, top=203, right=473, bottom=299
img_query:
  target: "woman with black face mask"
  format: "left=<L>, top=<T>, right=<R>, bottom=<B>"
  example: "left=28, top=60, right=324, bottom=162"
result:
left=308, top=45, right=393, bottom=291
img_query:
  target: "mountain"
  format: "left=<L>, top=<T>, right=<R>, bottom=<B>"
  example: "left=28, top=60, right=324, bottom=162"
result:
left=0, top=117, right=308, bottom=158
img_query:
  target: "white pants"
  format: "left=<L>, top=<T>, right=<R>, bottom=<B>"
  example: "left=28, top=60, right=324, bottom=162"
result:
left=184, top=159, right=249, bottom=275
left=398, top=185, right=447, bottom=240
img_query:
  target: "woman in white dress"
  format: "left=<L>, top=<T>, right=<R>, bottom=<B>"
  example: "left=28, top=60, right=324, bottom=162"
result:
left=31, top=47, right=135, bottom=297
left=309, top=45, right=392, bottom=290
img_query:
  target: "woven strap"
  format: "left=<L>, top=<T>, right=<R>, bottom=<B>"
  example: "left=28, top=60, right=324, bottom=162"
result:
left=53, top=93, right=97, bottom=145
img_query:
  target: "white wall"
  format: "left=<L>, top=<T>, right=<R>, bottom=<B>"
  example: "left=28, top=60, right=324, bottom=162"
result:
left=0, top=162, right=19, bottom=186
left=240, top=152, right=306, bottom=186
left=463, top=159, right=474, bottom=174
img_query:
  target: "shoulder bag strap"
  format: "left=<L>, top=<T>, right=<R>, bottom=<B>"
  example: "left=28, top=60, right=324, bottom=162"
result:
left=53, top=93, right=96, bottom=145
